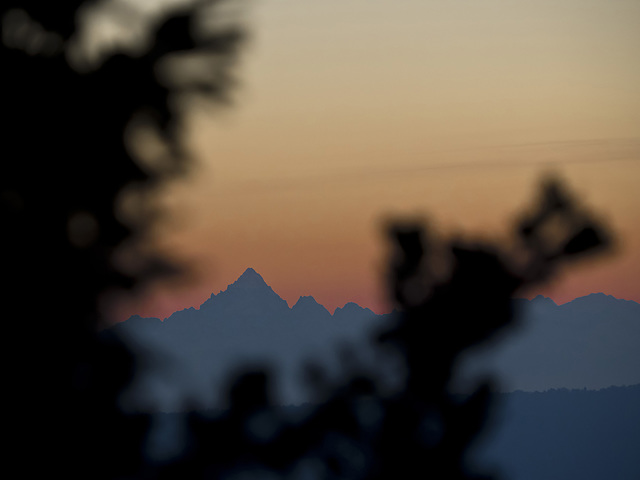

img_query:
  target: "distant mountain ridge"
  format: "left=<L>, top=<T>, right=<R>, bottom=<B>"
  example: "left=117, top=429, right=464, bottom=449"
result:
left=457, top=291, right=640, bottom=393
left=140, top=268, right=375, bottom=324
left=111, top=268, right=640, bottom=412
left=113, top=268, right=384, bottom=411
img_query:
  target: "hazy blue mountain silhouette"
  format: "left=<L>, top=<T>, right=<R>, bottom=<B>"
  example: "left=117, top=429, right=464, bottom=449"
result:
left=456, top=293, right=640, bottom=392
left=111, top=269, right=640, bottom=411
left=112, top=268, right=385, bottom=411
left=197, top=267, right=290, bottom=320
left=291, top=295, right=332, bottom=322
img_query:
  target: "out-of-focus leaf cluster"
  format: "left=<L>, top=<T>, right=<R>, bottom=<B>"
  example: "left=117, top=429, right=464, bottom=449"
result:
left=2, top=1, right=244, bottom=477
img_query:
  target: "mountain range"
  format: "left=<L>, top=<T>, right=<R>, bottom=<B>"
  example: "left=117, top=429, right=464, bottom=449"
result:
left=110, top=268, right=640, bottom=412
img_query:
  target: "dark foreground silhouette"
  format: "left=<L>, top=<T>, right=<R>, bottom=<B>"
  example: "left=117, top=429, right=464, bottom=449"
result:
left=2, top=2, right=613, bottom=479
left=146, top=385, right=640, bottom=480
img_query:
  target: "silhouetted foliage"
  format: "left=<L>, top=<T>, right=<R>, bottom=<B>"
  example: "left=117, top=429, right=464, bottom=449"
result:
left=2, top=1, right=244, bottom=477
left=2, top=2, right=611, bottom=479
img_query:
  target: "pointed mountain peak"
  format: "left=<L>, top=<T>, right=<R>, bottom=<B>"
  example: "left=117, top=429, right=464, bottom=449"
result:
left=333, top=302, right=373, bottom=316
left=232, top=268, right=268, bottom=288
left=293, top=295, right=320, bottom=307
left=292, top=295, right=328, bottom=311
left=292, top=295, right=331, bottom=318
left=531, top=294, right=557, bottom=306
left=199, top=267, right=290, bottom=315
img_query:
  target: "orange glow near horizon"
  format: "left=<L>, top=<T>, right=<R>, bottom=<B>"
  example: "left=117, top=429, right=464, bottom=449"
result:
left=106, top=0, right=640, bottom=323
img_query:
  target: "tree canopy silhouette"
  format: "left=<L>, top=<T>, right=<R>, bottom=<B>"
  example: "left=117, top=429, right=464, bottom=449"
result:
left=2, top=1, right=245, bottom=477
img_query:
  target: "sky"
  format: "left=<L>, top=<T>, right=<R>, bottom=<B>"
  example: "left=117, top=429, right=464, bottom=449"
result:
left=106, top=0, right=640, bottom=323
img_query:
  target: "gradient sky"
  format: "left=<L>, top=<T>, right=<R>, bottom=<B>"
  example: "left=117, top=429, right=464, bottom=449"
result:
left=107, top=0, right=640, bottom=323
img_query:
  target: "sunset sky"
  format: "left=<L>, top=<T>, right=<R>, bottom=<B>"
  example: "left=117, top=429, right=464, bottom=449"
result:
left=108, top=0, right=640, bottom=323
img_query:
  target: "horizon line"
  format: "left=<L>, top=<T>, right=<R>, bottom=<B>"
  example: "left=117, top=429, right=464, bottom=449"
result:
left=123, top=267, right=634, bottom=322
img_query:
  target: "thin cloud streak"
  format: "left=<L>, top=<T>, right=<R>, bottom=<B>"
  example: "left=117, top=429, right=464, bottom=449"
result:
left=213, top=154, right=640, bottom=196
